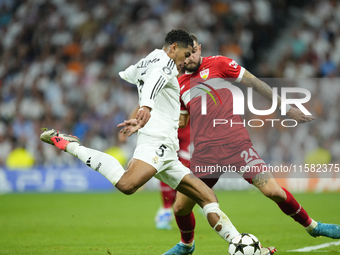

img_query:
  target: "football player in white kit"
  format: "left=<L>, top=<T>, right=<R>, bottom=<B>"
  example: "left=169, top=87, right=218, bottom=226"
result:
left=40, top=29, right=272, bottom=254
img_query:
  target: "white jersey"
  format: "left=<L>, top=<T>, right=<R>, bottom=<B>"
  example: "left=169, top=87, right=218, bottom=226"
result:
left=119, top=49, right=180, bottom=150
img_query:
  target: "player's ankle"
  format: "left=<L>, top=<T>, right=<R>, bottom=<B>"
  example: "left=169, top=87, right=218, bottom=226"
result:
left=305, top=219, right=318, bottom=232
left=66, top=142, right=81, bottom=156
left=180, top=240, right=194, bottom=247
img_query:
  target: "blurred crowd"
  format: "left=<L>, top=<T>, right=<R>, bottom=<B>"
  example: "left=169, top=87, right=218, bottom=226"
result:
left=0, top=0, right=339, bottom=169
left=276, top=0, right=340, bottom=79
left=250, top=0, right=340, bottom=167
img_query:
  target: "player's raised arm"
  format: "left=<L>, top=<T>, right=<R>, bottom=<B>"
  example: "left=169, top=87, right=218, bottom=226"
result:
left=239, top=70, right=315, bottom=124
left=240, top=70, right=278, bottom=106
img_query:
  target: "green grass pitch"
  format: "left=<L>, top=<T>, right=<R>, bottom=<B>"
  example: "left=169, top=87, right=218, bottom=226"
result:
left=0, top=190, right=339, bottom=254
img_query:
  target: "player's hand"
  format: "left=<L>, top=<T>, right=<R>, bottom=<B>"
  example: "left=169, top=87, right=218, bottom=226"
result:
left=136, top=106, right=151, bottom=127
left=117, top=119, right=141, bottom=137
left=117, top=107, right=151, bottom=137
left=287, top=107, right=315, bottom=124
left=117, top=131, right=128, bottom=143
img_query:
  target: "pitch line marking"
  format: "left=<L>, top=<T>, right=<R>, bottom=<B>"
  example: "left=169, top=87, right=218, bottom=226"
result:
left=287, top=240, right=340, bottom=252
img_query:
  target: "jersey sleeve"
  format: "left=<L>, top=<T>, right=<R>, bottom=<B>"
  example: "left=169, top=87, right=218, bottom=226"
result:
left=214, top=56, right=245, bottom=82
left=180, top=99, right=188, bottom=114
left=140, top=58, right=178, bottom=109
left=180, top=88, right=190, bottom=113
left=118, top=64, right=137, bottom=85
left=178, top=76, right=190, bottom=113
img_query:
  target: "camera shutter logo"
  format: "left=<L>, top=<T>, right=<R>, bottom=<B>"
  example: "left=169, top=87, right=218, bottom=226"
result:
left=197, top=82, right=223, bottom=115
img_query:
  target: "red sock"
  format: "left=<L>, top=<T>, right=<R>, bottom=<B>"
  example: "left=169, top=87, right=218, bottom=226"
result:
left=277, top=187, right=312, bottom=227
left=160, top=182, right=176, bottom=208
left=175, top=212, right=196, bottom=244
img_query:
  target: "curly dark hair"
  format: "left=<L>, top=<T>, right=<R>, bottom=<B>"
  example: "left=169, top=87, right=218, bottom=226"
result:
left=164, top=28, right=193, bottom=49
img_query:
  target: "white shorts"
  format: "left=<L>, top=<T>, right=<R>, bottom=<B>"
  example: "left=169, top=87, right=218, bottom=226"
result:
left=133, top=133, right=191, bottom=189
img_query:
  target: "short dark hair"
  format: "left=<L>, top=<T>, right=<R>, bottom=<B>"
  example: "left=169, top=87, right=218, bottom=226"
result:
left=164, top=28, right=193, bottom=49
left=189, top=33, right=198, bottom=44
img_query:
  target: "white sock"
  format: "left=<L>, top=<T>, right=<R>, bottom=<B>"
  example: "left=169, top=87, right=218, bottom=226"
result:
left=305, top=219, right=318, bottom=232
left=180, top=241, right=194, bottom=247
left=66, top=142, right=81, bottom=156
left=203, top=203, right=240, bottom=243
left=66, top=143, right=125, bottom=186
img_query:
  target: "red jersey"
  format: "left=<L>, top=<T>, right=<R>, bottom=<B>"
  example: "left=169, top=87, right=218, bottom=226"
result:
left=178, top=56, right=251, bottom=151
left=178, top=121, right=190, bottom=166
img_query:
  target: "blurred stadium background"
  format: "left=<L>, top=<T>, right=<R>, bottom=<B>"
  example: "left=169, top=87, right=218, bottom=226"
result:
left=1, top=0, right=340, bottom=193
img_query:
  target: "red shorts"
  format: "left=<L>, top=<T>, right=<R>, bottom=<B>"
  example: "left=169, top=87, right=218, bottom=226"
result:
left=190, top=140, right=266, bottom=187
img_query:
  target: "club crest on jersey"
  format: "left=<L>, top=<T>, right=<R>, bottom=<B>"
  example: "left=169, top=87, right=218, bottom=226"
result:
left=200, top=69, right=209, bottom=80
left=152, top=156, right=159, bottom=164
left=162, top=66, right=172, bottom=75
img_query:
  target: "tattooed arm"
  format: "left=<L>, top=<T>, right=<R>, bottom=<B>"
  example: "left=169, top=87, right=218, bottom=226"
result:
left=239, top=70, right=281, bottom=107
left=239, top=70, right=315, bottom=123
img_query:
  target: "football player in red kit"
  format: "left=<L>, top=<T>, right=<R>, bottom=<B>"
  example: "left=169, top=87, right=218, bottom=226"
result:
left=163, top=33, right=340, bottom=255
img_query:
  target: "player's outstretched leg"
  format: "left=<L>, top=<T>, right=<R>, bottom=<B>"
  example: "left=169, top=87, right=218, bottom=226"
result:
left=176, top=175, right=240, bottom=243
left=41, top=129, right=157, bottom=195
left=164, top=191, right=276, bottom=255
left=41, top=128, right=126, bottom=186
left=252, top=171, right=340, bottom=239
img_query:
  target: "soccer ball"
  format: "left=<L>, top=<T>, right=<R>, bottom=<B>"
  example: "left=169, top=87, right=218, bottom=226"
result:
left=228, top=233, right=261, bottom=255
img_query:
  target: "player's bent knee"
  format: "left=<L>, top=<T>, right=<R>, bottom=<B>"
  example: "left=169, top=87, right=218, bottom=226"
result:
left=120, top=187, right=137, bottom=195
left=120, top=188, right=137, bottom=195
left=173, top=202, right=192, bottom=216
left=116, top=180, right=138, bottom=195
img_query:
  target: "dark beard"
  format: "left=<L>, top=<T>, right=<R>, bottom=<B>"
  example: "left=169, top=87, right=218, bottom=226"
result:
left=185, top=62, right=201, bottom=73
